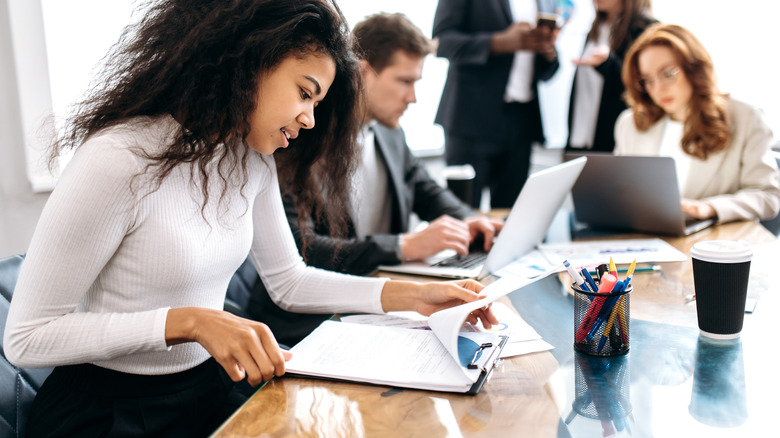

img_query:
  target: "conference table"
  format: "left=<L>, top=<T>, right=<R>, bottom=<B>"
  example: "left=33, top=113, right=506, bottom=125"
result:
left=212, top=219, right=778, bottom=437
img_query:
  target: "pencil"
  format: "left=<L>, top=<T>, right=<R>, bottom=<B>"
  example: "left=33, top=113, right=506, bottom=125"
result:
left=589, top=264, right=659, bottom=276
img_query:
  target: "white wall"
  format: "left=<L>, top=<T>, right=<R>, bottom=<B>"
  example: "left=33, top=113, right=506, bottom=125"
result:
left=0, top=0, right=51, bottom=257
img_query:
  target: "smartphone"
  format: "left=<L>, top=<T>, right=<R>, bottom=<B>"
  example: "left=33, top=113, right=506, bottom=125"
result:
left=537, top=13, right=559, bottom=30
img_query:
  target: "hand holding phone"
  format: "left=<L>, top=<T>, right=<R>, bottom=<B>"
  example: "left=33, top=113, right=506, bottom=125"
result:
left=536, top=13, right=559, bottom=31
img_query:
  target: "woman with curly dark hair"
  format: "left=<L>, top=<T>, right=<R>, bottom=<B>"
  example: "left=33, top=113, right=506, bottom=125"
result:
left=4, top=1, right=496, bottom=436
left=615, top=23, right=780, bottom=223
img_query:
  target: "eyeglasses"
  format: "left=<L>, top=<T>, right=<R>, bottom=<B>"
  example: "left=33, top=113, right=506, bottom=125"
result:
left=638, top=67, right=681, bottom=91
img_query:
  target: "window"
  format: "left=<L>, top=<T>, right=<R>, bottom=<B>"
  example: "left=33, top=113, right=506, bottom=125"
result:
left=26, top=0, right=780, bottom=190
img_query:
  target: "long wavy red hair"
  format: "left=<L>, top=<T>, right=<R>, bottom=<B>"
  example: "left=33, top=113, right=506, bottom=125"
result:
left=622, top=24, right=730, bottom=159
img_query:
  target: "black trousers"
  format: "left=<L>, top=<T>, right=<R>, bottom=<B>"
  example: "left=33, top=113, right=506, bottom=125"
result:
left=26, top=358, right=249, bottom=438
left=444, top=101, right=534, bottom=209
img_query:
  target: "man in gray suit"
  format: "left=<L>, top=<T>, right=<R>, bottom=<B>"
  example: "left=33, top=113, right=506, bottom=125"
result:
left=434, top=0, right=560, bottom=208
left=241, top=13, right=503, bottom=346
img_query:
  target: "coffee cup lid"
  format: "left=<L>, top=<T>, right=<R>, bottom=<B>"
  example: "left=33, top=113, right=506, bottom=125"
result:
left=690, top=240, right=752, bottom=263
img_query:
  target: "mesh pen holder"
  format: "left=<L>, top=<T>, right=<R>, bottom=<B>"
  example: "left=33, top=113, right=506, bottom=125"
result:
left=573, top=282, right=631, bottom=356
left=572, top=352, right=632, bottom=426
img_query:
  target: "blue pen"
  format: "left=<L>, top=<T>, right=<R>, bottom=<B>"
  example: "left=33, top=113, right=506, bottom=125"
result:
left=563, top=260, right=591, bottom=292
left=581, top=267, right=599, bottom=292
left=588, top=280, right=623, bottom=344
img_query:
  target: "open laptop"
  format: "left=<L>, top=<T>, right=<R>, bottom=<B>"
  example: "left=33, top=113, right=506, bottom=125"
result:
left=570, top=154, right=715, bottom=236
left=377, top=156, right=588, bottom=280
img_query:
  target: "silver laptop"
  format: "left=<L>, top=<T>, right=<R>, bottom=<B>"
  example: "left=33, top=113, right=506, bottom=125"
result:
left=571, top=155, right=714, bottom=236
left=377, top=157, right=588, bottom=280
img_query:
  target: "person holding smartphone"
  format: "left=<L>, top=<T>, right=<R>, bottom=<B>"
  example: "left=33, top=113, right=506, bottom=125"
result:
left=566, top=0, right=656, bottom=153
left=432, top=0, right=560, bottom=209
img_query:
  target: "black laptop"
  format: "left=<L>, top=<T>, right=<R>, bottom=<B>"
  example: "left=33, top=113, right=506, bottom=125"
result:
left=569, top=154, right=714, bottom=236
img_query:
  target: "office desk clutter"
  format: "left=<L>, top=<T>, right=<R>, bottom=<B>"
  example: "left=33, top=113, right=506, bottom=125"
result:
left=282, top=276, right=550, bottom=394
left=567, top=259, right=633, bottom=356
left=213, top=221, right=779, bottom=436
left=283, top=277, right=528, bottom=394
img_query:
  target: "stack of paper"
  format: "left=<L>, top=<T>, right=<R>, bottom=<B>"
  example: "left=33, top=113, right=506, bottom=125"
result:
left=284, top=277, right=553, bottom=394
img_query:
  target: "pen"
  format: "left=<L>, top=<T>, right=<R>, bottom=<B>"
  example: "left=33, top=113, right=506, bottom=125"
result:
left=581, top=268, right=599, bottom=292
left=598, top=296, right=625, bottom=351
left=596, top=263, right=609, bottom=281
left=585, top=280, right=623, bottom=342
left=616, top=304, right=629, bottom=345
left=563, top=260, right=591, bottom=292
left=588, top=264, right=658, bottom=277
left=576, top=273, right=617, bottom=343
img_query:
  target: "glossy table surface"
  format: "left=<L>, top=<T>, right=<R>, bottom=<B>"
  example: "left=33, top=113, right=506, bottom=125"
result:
left=212, top=220, right=779, bottom=437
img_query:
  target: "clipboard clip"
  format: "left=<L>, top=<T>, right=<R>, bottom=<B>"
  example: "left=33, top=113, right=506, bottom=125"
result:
left=467, top=342, right=493, bottom=369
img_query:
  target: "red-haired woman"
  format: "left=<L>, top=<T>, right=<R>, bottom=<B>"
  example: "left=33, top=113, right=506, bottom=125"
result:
left=615, top=24, right=780, bottom=223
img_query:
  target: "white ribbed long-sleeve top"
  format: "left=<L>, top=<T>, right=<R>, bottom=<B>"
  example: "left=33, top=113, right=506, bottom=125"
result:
left=4, top=115, right=386, bottom=374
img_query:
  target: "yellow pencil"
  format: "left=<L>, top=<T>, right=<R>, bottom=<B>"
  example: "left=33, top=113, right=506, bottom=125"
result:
left=624, top=259, right=637, bottom=279
left=601, top=296, right=623, bottom=337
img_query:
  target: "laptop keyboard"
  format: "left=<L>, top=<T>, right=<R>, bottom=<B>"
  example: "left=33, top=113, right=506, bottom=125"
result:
left=431, top=251, right=488, bottom=269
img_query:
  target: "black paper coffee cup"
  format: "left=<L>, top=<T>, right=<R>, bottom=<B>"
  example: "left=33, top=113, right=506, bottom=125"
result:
left=690, top=240, right=752, bottom=339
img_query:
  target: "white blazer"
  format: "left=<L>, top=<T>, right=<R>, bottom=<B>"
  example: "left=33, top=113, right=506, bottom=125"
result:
left=614, top=98, right=780, bottom=223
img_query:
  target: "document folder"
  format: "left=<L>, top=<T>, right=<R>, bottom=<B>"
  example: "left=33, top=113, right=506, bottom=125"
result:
left=283, top=277, right=526, bottom=394
left=284, top=320, right=508, bottom=394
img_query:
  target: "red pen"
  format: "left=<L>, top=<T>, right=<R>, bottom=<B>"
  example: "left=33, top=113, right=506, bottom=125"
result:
left=575, top=273, right=617, bottom=343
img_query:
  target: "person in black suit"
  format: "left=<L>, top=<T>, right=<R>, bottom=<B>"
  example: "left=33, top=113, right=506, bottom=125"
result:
left=241, top=13, right=503, bottom=346
left=433, top=0, right=560, bottom=208
left=566, top=0, right=656, bottom=152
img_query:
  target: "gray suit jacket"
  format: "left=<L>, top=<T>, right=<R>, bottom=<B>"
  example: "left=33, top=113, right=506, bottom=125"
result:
left=244, top=123, right=474, bottom=346
left=284, top=123, right=475, bottom=274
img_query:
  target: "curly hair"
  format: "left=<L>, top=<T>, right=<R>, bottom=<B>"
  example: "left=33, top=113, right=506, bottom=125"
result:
left=622, top=23, right=730, bottom=159
left=51, top=0, right=361, bottom=238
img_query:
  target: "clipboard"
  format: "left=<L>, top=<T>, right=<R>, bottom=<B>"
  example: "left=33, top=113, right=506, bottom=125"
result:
left=284, top=321, right=509, bottom=395
left=463, top=334, right=509, bottom=395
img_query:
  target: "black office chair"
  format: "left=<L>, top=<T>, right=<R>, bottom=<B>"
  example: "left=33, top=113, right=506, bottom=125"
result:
left=224, top=257, right=256, bottom=319
left=0, top=254, right=53, bottom=438
left=759, top=151, right=780, bottom=236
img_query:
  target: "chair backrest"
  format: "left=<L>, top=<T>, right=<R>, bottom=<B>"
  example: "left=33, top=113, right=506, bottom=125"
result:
left=0, top=254, right=53, bottom=438
left=223, top=257, right=255, bottom=319
left=759, top=151, right=780, bottom=236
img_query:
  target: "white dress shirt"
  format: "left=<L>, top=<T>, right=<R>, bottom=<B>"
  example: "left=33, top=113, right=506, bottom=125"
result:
left=350, top=122, right=392, bottom=238
left=504, top=0, right=538, bottom=103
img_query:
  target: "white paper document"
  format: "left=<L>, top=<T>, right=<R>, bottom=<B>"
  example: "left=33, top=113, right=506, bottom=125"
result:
left=476, top=302, right=554, bottom=358
left=341, top=301, right=553, bottom=359
left=538, top=238, right=686, bottom=268
left=286, top=278, right=531, bottom=393
left=492, top=249, right=560, bottom=280
left=285, top=321, right=495, bottom=393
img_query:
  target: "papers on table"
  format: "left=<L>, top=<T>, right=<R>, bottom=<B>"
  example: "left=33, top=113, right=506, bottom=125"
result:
left=286, top=277, right=555, bottom=393
left=477, top=302, right=554, bottom=358
left=285, top=320, right=492, bottom=393
left=538, top=238, right=686, bottom=268
left=492, top=249, right=560, bottom=280
left=341, top=301, right=553, bottom=359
